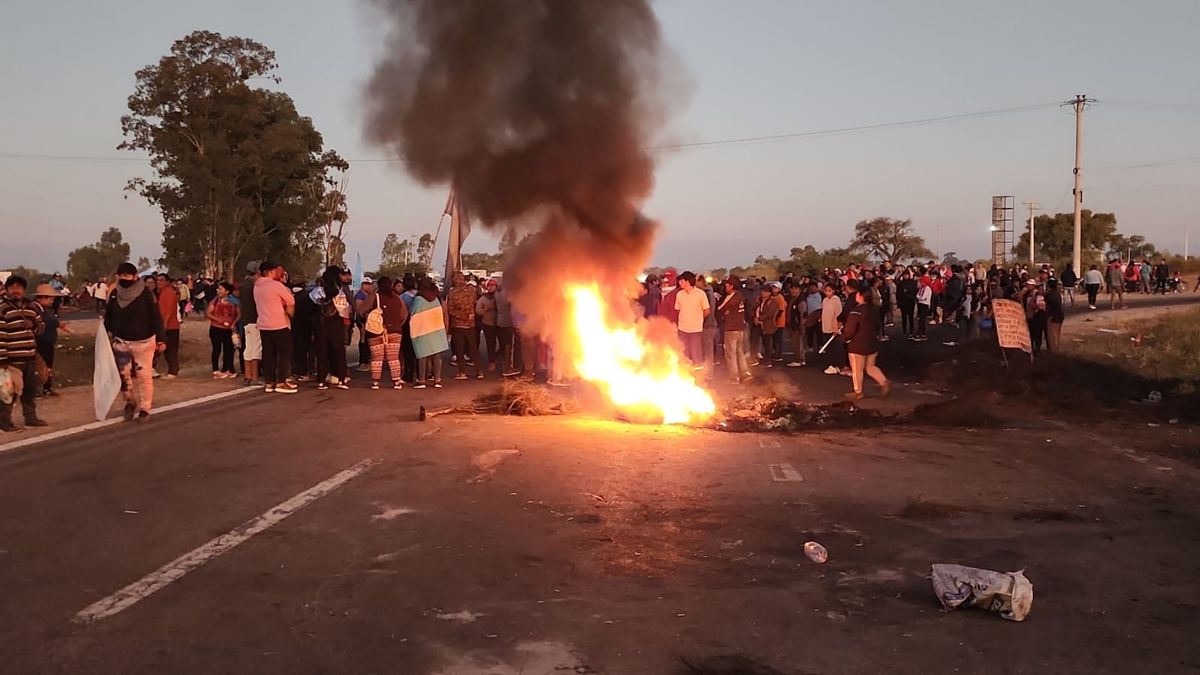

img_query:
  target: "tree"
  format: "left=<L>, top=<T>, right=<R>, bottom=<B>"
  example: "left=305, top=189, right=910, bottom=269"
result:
left=1013, top=210, right=1117, bottom=263
left=4, top=266, right=46, bottom=284
left=120, top=30, right=347, bottom=280
left=380, top=233, right=407, bottom=271
left=849, top=217, right=934, bottom=262
left=416, top=233, right=434, bottom=269
left=460, top=251, right=504, bottom=272
left=786, top=245, right=858, bottom=274
left=66, top=227, right=132, bottom=283
left=136, top=256, right=152, bottom=271
left=1108, top=233, right=1157, bottom=260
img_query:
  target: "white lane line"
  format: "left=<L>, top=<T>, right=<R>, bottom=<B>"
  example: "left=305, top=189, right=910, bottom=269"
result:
left=0, top=387, right=255, bottom=456
left=74, top=458, right=378, bottom=624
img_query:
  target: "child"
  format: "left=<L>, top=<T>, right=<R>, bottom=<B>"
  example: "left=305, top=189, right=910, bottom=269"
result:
left=33, top=284, right=70, bottom=396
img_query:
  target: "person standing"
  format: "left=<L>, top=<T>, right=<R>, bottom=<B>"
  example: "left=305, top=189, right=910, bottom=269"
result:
left=673, top=271, right=710, bottom=368
left=239, top=262, right=261, bottom=386
left=310, top=266, right=351, bottom=390
left=1044, top=279, right=1065, bottom=353
left=717, top=277, right=750, bottom=383
left=819, top=283, right=844, bottom=373
left=1106, top=260, right=1126, bottom=310
left=756, top=282, right=785, bottom=366
left=1060, top=264, right=1078, bottom=307
left=253, top=261, right=297, bottom=394
left=1020, top=279, right=1048, bottom=354
left=840, top=287, right=890, bottom=400
left=914, top=277, right=932, bottom=341
left=1083, top=264, right=1103, bottom=310
left=476, top=279, right=500, bottom=372
left=92, top=277, right=110, bottom=315
left=33, top=284, right=68, bottom=397
left=785, top=282, right=807, bottom=367
left=409, top=277, right=449, bottom=388
left=206, top=282, right=241, bottom=379
left=354, top=278, right=377, bottom=373
left=495, top=282, right=520, bottom=377
left=105, top=263, right=166, bottom=421
left=0, top=277, right=48, bottom=430
left=154, top=274, right=181, bottom=379
left=896, top=269, right=918, bottom=338
left=366, top=277, right=408, bottom=390
left=1154, top=258, right=1170, bottom=295
left=446, top=273, right=483, bottom=380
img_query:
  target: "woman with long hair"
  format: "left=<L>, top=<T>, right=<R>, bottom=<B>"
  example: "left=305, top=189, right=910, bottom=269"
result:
left=366, top=276, right=409, bottom=390
left=840, top=287, right=890, bottom=400
left=206, top=281, right=240, bottom=379
left=310, top=265, right=351, bottom=390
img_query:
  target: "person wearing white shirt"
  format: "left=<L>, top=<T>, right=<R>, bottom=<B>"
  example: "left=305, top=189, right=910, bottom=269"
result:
left=673, top=271, right=710, bottom=367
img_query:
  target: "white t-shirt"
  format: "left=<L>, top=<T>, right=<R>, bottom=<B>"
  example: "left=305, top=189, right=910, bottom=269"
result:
left=674, top=286, right=710, bottom=333
left=93, top=282, right=109, bottom=300
left=1084, top=269, right=1104, bottom=285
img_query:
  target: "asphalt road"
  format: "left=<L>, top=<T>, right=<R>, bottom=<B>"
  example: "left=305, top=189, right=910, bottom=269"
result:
left=2, top=293, right=1198, bottom=674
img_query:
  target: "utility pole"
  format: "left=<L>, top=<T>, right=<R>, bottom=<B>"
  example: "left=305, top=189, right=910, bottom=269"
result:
left=1064, top=94, right=1095, bottom=275
left=1023, top=201, right=1038, bottom=266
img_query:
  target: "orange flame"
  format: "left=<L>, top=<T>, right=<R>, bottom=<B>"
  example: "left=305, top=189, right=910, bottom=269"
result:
left=564, top=283, right=715, bottom=425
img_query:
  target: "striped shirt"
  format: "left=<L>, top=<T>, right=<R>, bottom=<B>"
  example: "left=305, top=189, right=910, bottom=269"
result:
left=0, top=295, right=45, bottom=364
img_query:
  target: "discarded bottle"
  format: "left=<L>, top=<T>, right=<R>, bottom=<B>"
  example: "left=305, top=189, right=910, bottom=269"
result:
left=804, top=541, right=828, bottom=563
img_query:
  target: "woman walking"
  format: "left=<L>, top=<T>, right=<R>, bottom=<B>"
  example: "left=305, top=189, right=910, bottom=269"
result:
left=206, top=282, right=240, bottom=379
left=840, top=287, right=890, bottom=401
left=408, top=277, right=449, bottom=389
left=366, top=277, right=409, bottom=390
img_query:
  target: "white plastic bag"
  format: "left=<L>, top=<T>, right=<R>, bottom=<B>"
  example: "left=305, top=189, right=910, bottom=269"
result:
left=931, top=564, right=1034, bottom=621
left=93, top=321, right=122, bottom=421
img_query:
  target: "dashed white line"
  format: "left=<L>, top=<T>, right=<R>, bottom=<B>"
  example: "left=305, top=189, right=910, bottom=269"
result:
left=74, top=458, right=379, bottom=624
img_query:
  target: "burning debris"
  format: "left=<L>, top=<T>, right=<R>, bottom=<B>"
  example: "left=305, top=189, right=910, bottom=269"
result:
left=714, top=397, right=889, bottom=433
left=363, top=0, right=711, bottom=425
left=419, top=381, right=577, bottom=420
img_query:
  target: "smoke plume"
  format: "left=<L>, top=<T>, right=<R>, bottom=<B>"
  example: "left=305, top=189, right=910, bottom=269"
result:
left=362, top=0, right=671, bottom=315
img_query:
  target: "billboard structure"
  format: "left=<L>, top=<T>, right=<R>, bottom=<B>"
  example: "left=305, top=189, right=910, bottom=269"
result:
left=990, top=196, right=1014, bottom=266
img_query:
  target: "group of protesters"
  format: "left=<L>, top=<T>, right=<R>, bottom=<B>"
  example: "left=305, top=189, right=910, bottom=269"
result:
left=1, top=252, right=1196, bottom=431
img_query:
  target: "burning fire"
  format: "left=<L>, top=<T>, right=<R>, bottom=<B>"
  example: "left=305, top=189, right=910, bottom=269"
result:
left=565, top=283, right=715, bottom=425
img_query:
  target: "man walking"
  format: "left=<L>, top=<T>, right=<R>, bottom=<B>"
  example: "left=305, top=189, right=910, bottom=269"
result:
left=674, top=271, right=710, bottom=369
left=0, top=276, right=48, bottom=431
left=254, top=261, right=297, bottom=393
left=105, top=263, right=166, bottom=422
left=1107, top=260, right=1126, bottom=310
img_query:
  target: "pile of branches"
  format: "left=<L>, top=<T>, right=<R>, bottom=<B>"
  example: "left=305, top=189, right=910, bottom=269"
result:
left=714, top=396, right=887, bottom=433
left=423, top=381, right=577, bottom=420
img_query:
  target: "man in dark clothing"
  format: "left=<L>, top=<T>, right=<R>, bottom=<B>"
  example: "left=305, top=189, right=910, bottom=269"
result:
left=0, top=276, right=48, bottom=431
left=1044, top=279, right=1065, bottom=353
left=105, top=262, right=167, bottom=421
left=1154, top=259, right=1170, bottom=295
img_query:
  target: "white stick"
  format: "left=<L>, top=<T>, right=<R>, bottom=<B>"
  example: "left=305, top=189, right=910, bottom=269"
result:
left=818, top=332, right=838, bottom=354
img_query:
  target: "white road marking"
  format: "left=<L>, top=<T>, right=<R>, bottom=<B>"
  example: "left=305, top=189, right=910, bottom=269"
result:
left=73, top=459, right=378, bottom=624
left=0, top=387, right=255, bottom=456
left=371, top=505, right=416, bottom=521
left=436, top=610, right=485, bottom=623
left=769, top=463, right=803, bottom=482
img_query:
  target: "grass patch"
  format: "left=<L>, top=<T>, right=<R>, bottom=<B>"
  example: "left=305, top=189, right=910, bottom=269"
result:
left=1065, top=307, right=1200, bottom=387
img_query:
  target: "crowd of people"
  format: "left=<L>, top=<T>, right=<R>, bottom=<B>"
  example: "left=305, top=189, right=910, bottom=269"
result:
left=0, top=254, right=1195, bottom=432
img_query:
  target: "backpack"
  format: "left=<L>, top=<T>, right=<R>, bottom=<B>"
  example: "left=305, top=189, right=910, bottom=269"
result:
left=365, top=293, right=385, bottom=336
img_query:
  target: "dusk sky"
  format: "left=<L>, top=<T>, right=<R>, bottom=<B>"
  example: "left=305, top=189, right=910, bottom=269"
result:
left=2, top=0, right=1197, bottom=274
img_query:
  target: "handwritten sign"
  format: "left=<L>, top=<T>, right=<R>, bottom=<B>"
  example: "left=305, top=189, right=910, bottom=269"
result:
left=992, top=299, right=1032, bottom=355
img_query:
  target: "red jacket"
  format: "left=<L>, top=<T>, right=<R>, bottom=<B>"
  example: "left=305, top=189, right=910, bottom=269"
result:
left=158, top=284, right=180, bottom=330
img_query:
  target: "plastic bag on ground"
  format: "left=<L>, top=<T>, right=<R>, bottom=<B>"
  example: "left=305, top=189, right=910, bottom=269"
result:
left=931, top=564, right=1034, bottom=621
left=93, top=321, right=122, bottom=421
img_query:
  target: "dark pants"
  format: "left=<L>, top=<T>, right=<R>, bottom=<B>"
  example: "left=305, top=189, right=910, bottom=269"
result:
left=261, top=328, right=293, bottom=385
left=401, top=325, right=417, bottom=383
left=899, top=303, right=916, bottom=335
left=451, top=326, right=481, bottom=376
left=1085, top=283, right=1100, bottom=306
left=916, top=304, right=929, bottom=337
left=1028, top=316, right=1047, bottom=354
left=209, top=326, right=235, bottom=373
left=761, top=330, right=778, bottom=363
left=497, top=326, right=516, bottom=373
left=481, top=324, right=500, bottom=368
left=162, top=329, right=180, bottom=375
left=292, top=320, right=314, bottom=377
left=36, top=341, right=55, bottom=392
left=316, top=316, right=348, bottom=383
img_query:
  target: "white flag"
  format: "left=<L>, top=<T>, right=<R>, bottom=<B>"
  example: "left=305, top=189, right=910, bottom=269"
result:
left=92, top=320, right=122, bottom=421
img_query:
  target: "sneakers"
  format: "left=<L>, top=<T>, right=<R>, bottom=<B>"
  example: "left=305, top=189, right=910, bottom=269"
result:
left=135, top=411, right=150, bottom=424
left=123, top=403, right=137, bottom=421
left=264, top=384, right=276, bottom=393
left=393, top=381, right=404, bottom=390
left=786, top=361, right=804, bottom=367
left=316, top=383, right=329, bottom=391
left=502, top=369, right=520, bottom=377
left=164, top=374, right=177, bottom=380
left=476, top=373, right=485, bottom=380
left=356, top=363, right=372, bottom=373
left=337, top=379, right=351, bottom=390
left=152, top=371, right=161, bottom=379
left=275, top=382, right=299, bottom=394
left=371, top=381, right=381, bottom=390
left=454, top=373, right=468, bottom=380
left=433, top=381, right=444, bottom=388
left=26, top=416, right=49, bottom=428
left=412, top=383, right=427, bottom=389
left=824, top=366, right=839, bottom=375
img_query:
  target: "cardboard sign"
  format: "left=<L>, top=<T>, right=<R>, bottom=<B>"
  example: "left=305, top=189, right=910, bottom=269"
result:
left=992, top=299, right=1032, bottom=355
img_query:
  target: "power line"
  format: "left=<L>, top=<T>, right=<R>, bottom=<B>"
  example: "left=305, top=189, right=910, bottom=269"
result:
left=0, top=101, right=1060, bottom=164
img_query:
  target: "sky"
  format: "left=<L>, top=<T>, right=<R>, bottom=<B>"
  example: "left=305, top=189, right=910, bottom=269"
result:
left=2, top=0, right=1198, bottom=274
